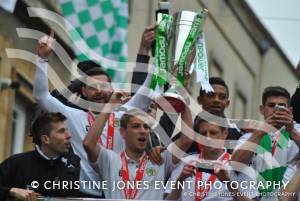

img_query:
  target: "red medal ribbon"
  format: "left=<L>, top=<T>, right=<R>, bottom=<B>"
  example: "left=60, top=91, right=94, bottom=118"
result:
left=195, top=152, right=230, bottom=201
left=120, top=151, right=148, bottom=199
left=87, top=111, right=114, bottom=150
left=271, top=133, right=282, bottom=156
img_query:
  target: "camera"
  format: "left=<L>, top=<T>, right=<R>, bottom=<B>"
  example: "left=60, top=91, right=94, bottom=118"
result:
left=274, top=104, right=286, bottom=112
left=195, top=160, right=215, bottom=174
left=195, top=148, right=226, bottom=174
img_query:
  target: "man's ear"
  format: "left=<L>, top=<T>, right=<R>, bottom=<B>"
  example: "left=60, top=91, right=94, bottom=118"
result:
left=225, top=99, right=230, bottom=108
left=41, top=134, right=50, bottom=145
left=81, top=86, right=87, bottom=97
left=259, top=105, right=264, bottom=115
left=119, top=127, right=126, bottom=139
left=197, top=95, right=202, bottom=105
left=222, top=128, right=228, bottom=140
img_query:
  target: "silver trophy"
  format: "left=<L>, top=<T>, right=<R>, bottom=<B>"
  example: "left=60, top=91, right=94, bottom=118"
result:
left=155, top=10, right=208, bottom=113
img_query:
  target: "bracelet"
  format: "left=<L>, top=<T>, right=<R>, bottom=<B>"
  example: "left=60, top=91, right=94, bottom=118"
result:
left=38, top=57, right=49, bottom=63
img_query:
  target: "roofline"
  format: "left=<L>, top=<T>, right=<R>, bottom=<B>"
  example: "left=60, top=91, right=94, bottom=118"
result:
left=235, top=0, right=298, bottom=77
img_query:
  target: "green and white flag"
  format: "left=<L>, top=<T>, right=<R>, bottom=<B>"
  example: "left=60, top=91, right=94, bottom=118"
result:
left=256, top=129, right=290, bottom=193
left=59, top=0, right=128, bottom=81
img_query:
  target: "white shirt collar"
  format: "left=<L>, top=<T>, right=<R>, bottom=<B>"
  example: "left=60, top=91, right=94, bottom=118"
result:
left=35, top=145, right=59, bottom=160
left=227, top=119, right=241, bottom=132
left=124, top=150, right=146, bottom=164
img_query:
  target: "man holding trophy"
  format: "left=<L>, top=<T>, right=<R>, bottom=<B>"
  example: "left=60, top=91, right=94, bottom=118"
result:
left=152, top=8, right=213, bottom=113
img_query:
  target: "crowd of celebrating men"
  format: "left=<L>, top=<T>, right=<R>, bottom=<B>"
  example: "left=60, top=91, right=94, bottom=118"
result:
left=1, top=25, right=300, bottom=201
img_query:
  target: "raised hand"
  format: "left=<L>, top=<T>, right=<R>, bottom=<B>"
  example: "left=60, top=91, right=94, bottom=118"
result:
left=138, top=25, right=156, bottom=55
left=148, top=146, right=166, bottom=165
left=37, top=29, right=56, bottom=59
left=109, top=91, right=130, bottom=105
left=274, top=106, right=294, bottom=132
left=265, top=112, right=278, bottom=129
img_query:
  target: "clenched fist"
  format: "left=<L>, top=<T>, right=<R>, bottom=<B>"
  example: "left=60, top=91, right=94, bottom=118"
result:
left=37, top=29, right=56, bottom=59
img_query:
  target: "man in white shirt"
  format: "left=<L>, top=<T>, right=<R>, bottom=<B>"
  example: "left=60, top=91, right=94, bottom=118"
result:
left=34, top=30, right=153, bottom=197
left=232, top=86, right=300, bottom=201
left=83, top=94, right=194, bottom=200
left=165, top=113, right=258, bottom=201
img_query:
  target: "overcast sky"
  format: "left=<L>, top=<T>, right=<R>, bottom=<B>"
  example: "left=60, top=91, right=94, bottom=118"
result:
left=246, top=0, right=300, bottom=66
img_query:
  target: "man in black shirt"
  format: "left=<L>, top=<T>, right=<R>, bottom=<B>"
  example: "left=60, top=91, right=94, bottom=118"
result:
left=0, top=112, right=80, bottom=201
left=291, top=87, right=300, bottom=123
left=291, top=60, right=300, bottom=123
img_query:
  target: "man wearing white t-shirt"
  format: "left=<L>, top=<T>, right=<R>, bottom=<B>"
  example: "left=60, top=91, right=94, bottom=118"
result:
left=83, top=96, right=194, bottom=200
left=34, top=30, right=153, bottom=197
left=165, top=113, right=258, bottom=201
left=232, top=86, right=300, bottom=201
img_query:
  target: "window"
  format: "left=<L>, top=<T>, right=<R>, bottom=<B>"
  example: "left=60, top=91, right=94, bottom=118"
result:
left=11, top=98, right=27, bottom=154
left=233, top=91, right=247, bottom=119
left=209, top=60, right=223, bottom=77
left=10, top=96, right=33, bottom=154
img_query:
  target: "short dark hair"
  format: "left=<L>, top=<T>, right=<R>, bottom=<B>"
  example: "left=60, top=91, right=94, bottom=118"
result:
left=77, top=60, right=101, bottom=75
left=262, top=86, right=290, bottom=106
left=78, top=60, right=111, bottom=85
left=120, top=109, right=147, bottom=129
left=193, top=111, right=227, bottom=133
left=81, top=68, right=112, bottom=87
left=199, top=77, right=229, bottom=97
left=31, top=112, right=67, bottom=146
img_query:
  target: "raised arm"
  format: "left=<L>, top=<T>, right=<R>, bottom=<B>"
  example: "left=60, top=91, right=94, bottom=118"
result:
left=34, top=30, right=55, bottom=101
left=33, top=30, right=77, bottom=116
left=231, top=130, right=265, bottom=165
left=83, top=92, right=127, bottom=162
left=231, top=114, right=277, bottom=166
left=82, top=108, right=109, bottom=163
left=131, top=26, right=155, bottom=94
left=125, top=26, right=156, bottom=112
left=125, top=64, right=155, bottom=112
left=172, top=106, right=194, bottom=164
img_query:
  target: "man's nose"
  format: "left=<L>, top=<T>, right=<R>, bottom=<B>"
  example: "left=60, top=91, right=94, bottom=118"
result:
left=95, top=84, right=102, bottom=92
left=140, top=126, right=149, bottom=134
left=212, top=95, right=221, bottom=103
left=205, top=134, right=212, bottom=142
left=65, top=132, right=71, bottom=139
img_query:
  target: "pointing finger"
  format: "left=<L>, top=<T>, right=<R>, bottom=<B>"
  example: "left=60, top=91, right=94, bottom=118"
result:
left=49, top=29, right=55, bottom=39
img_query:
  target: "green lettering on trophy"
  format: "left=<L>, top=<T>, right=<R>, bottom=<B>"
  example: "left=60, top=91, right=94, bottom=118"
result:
left=197, top=43, right=204, bottom=71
